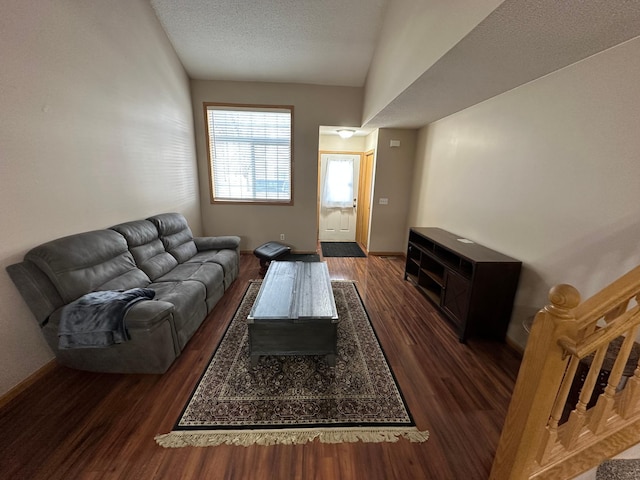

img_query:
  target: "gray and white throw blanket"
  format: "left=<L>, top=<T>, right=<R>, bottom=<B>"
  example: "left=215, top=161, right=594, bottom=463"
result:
left=58, top=288, right=155, bottom=349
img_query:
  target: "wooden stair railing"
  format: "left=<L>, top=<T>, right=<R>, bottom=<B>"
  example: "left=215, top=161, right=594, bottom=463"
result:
left=490, top=265, right=640, bottom=480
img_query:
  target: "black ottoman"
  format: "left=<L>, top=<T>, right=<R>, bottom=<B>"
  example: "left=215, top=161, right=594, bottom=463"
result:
left=253, top=241, right=291, bottom=274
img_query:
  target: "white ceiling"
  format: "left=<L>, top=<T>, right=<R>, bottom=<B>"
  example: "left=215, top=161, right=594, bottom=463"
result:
left=366, top=0, right=640, bottom=128
left=150, top=0, right=640, bottom=129
left=150, top=0, right=387, bottom=87
left=319, top=126, right=375, bottom=138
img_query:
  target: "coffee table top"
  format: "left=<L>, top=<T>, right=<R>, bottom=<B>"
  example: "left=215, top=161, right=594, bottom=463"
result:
left=248, top=261, right=338, bottom=323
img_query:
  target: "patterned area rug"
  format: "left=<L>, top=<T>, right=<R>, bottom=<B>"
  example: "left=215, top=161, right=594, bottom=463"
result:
left=155, top=280, right=428, bottom=447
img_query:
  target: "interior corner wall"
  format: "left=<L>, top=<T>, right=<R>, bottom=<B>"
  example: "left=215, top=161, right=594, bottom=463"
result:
left=368, top=129, right=417, bottom=254
left=365, top=129, right=379, bottom=153
left=362, top=0, right=503, bottom=126
left=0, top=0, right=200, bottom=396
left=190, top=80, right=363, bottom=253
left=407, top=36, right=640, bottom=349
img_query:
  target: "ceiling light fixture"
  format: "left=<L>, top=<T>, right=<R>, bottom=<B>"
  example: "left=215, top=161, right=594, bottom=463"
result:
left=337, top=129, right=356, bottom=139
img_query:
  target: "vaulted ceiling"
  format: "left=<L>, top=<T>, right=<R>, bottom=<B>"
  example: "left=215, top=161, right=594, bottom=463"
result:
left=150, top=0, right=640, bottom=128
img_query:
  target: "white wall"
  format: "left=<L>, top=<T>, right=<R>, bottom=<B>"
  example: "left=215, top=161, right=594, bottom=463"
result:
left=0, top=0, right=199, bottom=395
left=190, top=80, right=363, bottom=253
left=408, top=36, right=640, bottom=348
left=363, top=0, right=503, bottom=125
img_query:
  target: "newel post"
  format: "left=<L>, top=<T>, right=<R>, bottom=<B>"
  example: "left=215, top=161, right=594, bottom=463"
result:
left=490, top=284, right=581, bottom=480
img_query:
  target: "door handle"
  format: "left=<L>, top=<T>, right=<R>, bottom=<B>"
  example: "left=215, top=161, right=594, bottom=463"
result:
left=353, top=198, right=357, bottom=208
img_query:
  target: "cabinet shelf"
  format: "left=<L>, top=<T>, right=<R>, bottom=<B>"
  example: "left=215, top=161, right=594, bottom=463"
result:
left=404, top=227, right=522, bottom=342
left=405, top=270, right=419, bottom=284
left=422, top=288, right=441, bottom=305
left=421, top=268, right=443, bottom=287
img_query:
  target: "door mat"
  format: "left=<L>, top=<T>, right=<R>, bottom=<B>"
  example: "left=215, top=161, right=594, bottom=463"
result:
left=320, top=242, right=366, bottom=258
left=277, top=253, right=321, bottom=262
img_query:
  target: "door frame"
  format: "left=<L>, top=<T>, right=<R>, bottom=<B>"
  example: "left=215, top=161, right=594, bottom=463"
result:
left=356, top=150, right=375, bottom=251
left=317, top=150, right=363, bottom=243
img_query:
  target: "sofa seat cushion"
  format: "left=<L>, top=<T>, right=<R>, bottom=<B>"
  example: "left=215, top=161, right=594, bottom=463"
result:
left=110, top=220, right=178, bottom=280
left=148, top=280, right=207, bottom=349
left=186, top=250, right=238, bottom=277
left=25, top=230, right=151, bottom=304
left=155, top=263, right=224, bottom=306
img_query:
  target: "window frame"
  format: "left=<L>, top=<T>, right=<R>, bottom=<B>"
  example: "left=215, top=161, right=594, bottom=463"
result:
left=203, top=102, right=294, bottom=205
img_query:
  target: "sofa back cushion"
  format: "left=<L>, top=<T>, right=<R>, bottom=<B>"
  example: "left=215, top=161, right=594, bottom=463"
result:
left=110, top=220, right=178, bottom=280
left=147, top=213, right=197, bottom=263
left=25, top=230, right=151, bottom=304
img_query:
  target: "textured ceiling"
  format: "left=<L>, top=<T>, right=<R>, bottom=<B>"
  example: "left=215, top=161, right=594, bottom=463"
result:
left=150, top=0, right=388, bottom=86
left=365, top=0, right=640, bottom=128
left=150, top=0, right=640, bottom=128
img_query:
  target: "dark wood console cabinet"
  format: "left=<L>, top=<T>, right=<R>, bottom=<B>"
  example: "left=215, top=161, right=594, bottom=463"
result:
left=404, top=227, right=521, bottom=342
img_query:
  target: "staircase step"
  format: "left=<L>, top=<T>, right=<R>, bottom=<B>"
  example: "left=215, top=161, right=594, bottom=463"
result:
left=596, top=459, right=640, bottom=479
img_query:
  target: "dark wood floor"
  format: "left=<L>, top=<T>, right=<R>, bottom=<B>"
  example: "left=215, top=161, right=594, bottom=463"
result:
left=0, top=253, right=522, bottom=480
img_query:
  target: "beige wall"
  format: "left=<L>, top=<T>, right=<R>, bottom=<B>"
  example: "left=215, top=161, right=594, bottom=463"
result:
left=369, top=129, right=417, bottom=253
left=318, top=134, right=366, bottom=152
left=191, top=81, right=363, bottom=252
left=407, top=37, right=640, bottom=349
left=363, top=0, right=503, bottom=125
left=0, top=0, right=199, bottom=395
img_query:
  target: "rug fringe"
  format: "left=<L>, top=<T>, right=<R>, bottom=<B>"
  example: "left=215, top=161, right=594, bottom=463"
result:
left=155, top=427, right=429, bottom=448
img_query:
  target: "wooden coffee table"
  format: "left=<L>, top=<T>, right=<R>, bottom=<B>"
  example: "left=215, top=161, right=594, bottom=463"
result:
left=247, top=261, right=338, bottom=367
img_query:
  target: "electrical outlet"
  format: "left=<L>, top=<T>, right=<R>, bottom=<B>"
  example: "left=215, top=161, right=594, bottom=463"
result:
left=280, top=233, right=285, bottom=241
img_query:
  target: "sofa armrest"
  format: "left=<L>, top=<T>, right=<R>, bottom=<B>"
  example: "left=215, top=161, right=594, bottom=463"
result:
left=194, top=236, right=241, bottom=251
left=44, top=299, right=180, bottom=372
left=7, top=261, right=64, bottom=326
left=47, top=299, right=179, bottom=355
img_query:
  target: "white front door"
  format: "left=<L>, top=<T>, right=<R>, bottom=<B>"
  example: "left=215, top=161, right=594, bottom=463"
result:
left=318, top=153, right=360, bottom=242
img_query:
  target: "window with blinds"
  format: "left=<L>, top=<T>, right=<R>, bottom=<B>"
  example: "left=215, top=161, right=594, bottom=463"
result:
left=204, top=103, right=293, bottom=204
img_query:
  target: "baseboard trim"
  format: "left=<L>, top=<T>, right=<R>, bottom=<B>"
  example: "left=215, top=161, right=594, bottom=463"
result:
left=505, top=336, right=525, bottom=357
left=367, top=252, right=404, bottom=257
left=0, top=360, right=57, bottom=410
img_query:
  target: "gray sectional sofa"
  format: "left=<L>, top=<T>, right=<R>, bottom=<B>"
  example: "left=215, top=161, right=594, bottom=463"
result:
left=7, top=213, right=240, bottom=374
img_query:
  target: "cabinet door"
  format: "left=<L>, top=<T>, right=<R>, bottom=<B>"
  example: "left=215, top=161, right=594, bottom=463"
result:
left=442, top=269, right=470, bottom=327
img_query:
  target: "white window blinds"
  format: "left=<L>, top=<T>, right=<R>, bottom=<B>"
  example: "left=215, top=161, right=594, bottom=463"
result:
left=205, top=105, right=293, bottom=203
